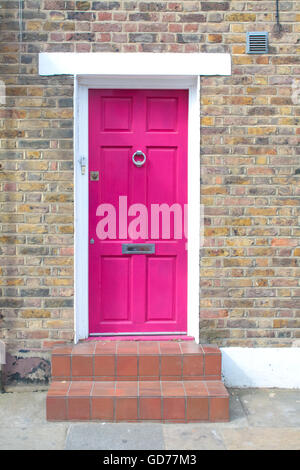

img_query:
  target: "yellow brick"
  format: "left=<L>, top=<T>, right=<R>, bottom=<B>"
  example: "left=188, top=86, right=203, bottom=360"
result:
left=229, top=289, right=244, bottom=298
left=278, top=118, right=296, bottom=125
left=201, top=258, right=217, bottom=267
left=277, top=66, right=292, bottom=75
left=226, top=238, right=254, bottom=247
left=44, top=109, right=73, bottom=119
left=277, top=289, right=291, bottom=297
left=204, top=227, right=230, bottom=237
left=7, top=279, right=23, bottom=286
left=256, top=56, right=269, bottom=65
left=247, top=208, right=277, bottom=216
left=280, top=107, right=292, bottom=115
left=26, top=110, right=42, bottom=118
left=44, top=320, right=70, bottom=329
left=28, top=88, right=43, bottom=97
left=58, top=225, right=74, bottom=234
left=202, top=186, right=228, bottom=195
left=223, top=258, right=252, bottom=267
left=256, top=156, right=268, bottom=165
left=44, top=257, right=73, bottom=266
left=208, top=34, right=222, bottom=43
left=255, top=76, right=268, bottom=85
left=18, top=183, right=47, bottom=191
left=20, top=161, right=49, bottom=171
left=200, top=268, right=219, bottom=277
left=26, top=151, right=41, bottom=159
left=231, top=24, right=244, bottom=33
left=273, top=319, right=288, bottom=328
left=0, top=172, right=25, bottom=182
left=231, top=249, right=245, bottom=257
left=26, top=21, right=42, bottom=31
left=201, top=196, right=214, bottom=206
left=247, top=127, right=276, bottom=135
left=228, top=96, right=253, bottom=105
left=232, top=45, right=246, bottom=54
left=18, top=98, right=44, bottom=107
left=200, top=299, right=213, bottom=308
left=201, top=117, right=214, bottom=126
left=226, top=13, right=256, bottom=22
left=255, top=279, right=268, bottom=288
left=17, top=224, right=48, bottom=234
left=230, top=330, right=245, bottom=338
left=44, top=278, right=73, bottom=286
left=21, top=309, right=51, bottom=318
left=225, top=34, right=246, bottom=44
left=206, top=249, right=230, bottom=257
left=225, top=218, right=252, bottom=226
left=255, top=97, right=268, bottom=104
left=233, top=56, right=254, bottom=65
left=248, top=147, right=276, bottom=155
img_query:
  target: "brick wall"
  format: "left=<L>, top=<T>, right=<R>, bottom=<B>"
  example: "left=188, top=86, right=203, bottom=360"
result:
left=0, top=0, right=300, bottom=378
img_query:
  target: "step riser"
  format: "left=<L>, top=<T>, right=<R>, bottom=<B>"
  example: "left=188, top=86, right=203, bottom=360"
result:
left=52, top=354, right=221, bottom=382
left=47, top=381, right=229, bottom=423
left=47, top=396, right=229, bottom=422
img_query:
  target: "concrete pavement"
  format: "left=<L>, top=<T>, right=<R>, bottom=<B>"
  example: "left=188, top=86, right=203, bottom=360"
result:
left=0, top=387, right=299, bottom=450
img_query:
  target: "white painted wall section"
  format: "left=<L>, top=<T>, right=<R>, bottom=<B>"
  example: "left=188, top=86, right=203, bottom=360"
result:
left=221, top=348, right=300, bottom=389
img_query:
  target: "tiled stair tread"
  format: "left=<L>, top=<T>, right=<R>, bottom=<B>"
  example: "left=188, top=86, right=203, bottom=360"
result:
left=52, top=341, right=221, bottom=356
left=48, top=380, right=229, bottom=398
left=47, top=380, right=229, bottom=422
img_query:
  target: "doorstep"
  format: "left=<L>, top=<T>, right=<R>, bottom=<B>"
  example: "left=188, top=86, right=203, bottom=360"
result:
left=46, top=341, right=229, bottom=423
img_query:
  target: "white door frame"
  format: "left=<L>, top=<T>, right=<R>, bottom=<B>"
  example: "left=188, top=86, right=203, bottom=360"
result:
left=39, top=53, right=231, bottom=343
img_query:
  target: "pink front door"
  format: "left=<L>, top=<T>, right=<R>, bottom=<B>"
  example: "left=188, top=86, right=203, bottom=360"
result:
left=88, top=89, right=188, bottom=335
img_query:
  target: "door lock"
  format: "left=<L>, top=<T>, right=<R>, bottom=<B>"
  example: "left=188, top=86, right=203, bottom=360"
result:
left=90, top=171, right=99, bottom=181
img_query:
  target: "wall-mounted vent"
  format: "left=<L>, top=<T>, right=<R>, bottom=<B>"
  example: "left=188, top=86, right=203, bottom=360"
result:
left=246, top=32, right=269, bottom=54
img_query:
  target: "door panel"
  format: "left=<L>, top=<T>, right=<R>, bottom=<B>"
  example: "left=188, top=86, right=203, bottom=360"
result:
left=89, top=89, right=188, bottom=334
left=147, top=256, right=176, bottom=322
left=100, top=257, right=130, bottom=322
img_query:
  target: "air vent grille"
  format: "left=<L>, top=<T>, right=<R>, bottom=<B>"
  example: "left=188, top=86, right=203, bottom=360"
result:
left=246, top=32, right=269, bottom=54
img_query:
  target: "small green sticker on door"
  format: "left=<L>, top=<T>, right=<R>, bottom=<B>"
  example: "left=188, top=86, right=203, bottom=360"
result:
left=90, top=171, right=99, bottom=181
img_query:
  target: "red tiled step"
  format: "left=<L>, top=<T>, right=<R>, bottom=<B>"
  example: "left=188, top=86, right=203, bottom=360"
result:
left=51, top=341, right=222, bottom=382
left=46, top=380, right=229, bottom=423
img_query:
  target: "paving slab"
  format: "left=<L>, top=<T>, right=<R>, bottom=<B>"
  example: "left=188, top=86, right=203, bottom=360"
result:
left=237, top=388, right=300, bottom=427
left=220, top=427, right=300, bottom=450
left=0, top=390, right=47, bottom=425
left=0, top=424, right=68, bottom=450
left=163, top=424, right=226, bottom=450
left=0, top=391, right=68, bottom=450
left=65, top=423, right=165, bottom=450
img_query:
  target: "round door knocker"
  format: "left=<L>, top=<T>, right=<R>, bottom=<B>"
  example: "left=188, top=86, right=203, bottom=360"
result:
left=132, top=150, right=146, bottom=168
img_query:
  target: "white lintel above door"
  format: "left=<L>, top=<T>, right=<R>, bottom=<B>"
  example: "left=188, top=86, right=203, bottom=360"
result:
left=39, top=52, right=231, bottom=77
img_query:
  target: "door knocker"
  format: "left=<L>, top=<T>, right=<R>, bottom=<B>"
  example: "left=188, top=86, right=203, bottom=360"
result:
left=132, top=150, right=146, bottom=168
